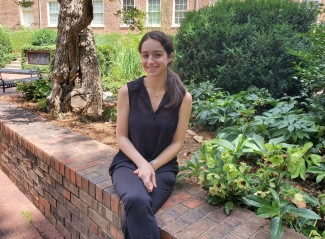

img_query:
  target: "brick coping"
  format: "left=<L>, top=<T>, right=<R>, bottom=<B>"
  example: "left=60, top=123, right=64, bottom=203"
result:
left=0, top=101, right=307, bottom=239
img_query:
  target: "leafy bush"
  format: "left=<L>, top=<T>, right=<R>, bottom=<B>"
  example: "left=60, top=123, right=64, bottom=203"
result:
left=0, top=28, right=14, bottom=67
left=31, top=28, right=57, bottom=46
left=97, top=44, right=115, bottom=77
left=6, top=27, right=35, bottom=54
left=16, top=79, right=51, bottom=101
left=95, top=33, right=144, bottom=94
left=175, top=0, right=320, bottom=98
left=290, top=23, right=325, bottom=100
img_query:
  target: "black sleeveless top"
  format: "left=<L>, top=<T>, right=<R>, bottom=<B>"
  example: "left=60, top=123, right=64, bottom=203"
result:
left=109, top=76, right=180, bottom=176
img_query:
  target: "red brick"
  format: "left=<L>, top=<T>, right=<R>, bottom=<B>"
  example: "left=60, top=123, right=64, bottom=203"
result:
left=39, top=196, right=51, bottom=211
left=162, top=197, right=178, bottom=210
left=103, top=189, right=112, bottom=209
left=111, top=193, right=120, bottom=215
left=110, top=225, right=124, bottom=239
left=65, top=199, right=81, bottom=219
left=71, top=194, right=88, bottom=215
left=79, top=189, right=98, bottom=210
left=161, top=219, right=188, bottom=237
left=56, top=182, right=71, bottom=200
left=63, top=178, right=79, bottom=196
left=49, top=167, right=63, bottom=184
left=80, top=212, right=99, bottom=235
left=182, top=199, right=203, bottom=209
left=89, top=208, right=110, bottom=231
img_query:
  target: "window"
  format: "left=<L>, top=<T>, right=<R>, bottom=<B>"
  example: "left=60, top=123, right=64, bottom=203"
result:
left=48, top=1, right=59, bottom=26
left=121, top=0, right=135, bottom=26
left=147, top=0, right=160, bottom=26
left=92, top=0, right=104, bottom=25
left=21, top=6, right=34, bottom=28
left=173, top=0, right=188, bottom=26
left=210, top=0, right=219, bottom=5
left=302, top=0, right=321, bottom=6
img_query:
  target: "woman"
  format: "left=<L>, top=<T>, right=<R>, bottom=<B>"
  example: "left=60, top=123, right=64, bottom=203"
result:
left=109, top=30, right=192, bottom=239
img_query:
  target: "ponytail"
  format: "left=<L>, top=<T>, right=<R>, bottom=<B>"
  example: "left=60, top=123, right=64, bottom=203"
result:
left=165, top=69, right=186, bottom=108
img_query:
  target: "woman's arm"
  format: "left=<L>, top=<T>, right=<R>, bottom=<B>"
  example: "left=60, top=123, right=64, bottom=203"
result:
left=150, top=91, right=193, bottom=170
left=115, top=85, right=157, bottom=192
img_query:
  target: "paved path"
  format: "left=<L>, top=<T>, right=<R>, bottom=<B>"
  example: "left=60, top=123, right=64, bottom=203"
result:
left=0, top=170, right=63, bottom=239
left=0, top=73, right=63, bottom=239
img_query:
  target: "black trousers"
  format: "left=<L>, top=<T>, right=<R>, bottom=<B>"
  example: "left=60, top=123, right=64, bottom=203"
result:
left=111, top=167, right=176, bottom=239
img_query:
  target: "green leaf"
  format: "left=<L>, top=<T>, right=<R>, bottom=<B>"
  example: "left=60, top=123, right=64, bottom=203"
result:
left=216, top=139, right=235, bottom=151
left=270, top=216, right=284, bottom=239
left=256, top=206, right=278, bottom=218
left=287, top=208, right=321, bottom=219
left=242, top=195, right=270, bottom=208
left=316, top=173, right=325, bottom=183
left=225, top=201, right=234, bottom=215
left=269, top=188, right=280, bottom=203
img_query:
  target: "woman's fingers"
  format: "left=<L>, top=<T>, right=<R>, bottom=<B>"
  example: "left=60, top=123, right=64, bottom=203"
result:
left=133, top=165, right=156, bottom=193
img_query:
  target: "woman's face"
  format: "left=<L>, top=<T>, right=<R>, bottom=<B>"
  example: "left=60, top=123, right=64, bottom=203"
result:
left=140, top=38, right=174, bottom=79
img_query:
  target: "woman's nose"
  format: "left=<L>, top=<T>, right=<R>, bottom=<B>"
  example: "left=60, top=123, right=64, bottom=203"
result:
left=148, top=55, right=155, bottom=63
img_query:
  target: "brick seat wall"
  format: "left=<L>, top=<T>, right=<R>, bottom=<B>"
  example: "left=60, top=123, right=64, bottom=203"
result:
left=0, top=101, right=307, bottom=239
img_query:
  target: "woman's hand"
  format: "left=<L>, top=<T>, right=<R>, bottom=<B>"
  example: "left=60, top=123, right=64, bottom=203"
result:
left=133, top=162, right=157, bottom=193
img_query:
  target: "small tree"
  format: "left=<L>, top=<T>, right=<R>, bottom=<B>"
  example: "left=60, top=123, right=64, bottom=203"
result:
left=46, top=0, right=145, bottom=116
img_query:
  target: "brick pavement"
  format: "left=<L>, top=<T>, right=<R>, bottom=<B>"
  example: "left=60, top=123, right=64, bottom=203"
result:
left=0, top=169, right=63, bottom=239
left=0, top=76, right=309, bottom=239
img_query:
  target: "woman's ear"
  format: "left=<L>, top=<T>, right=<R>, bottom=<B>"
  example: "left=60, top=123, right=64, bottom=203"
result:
left=169, top=52, right=175, bottom=63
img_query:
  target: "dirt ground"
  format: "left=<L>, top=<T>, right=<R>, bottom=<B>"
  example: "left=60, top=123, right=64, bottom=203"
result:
left=0, top=94, right=215, bottom=165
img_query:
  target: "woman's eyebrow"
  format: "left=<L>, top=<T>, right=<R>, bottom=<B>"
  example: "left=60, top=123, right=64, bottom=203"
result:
left=141, top=50, right=164, bottom=53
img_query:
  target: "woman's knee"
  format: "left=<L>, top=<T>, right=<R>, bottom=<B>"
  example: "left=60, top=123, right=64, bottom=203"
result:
left=123, top=191, right=152, bottom=209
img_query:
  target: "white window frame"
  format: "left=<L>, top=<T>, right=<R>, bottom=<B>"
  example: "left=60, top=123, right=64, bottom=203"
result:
left=92, top=0, right=104, bottom=26
left=210, top=0, right=219, bottom=5
left=20, top=5, right=34, bottom=28
left=47, top=1, right=59, bottom=27
left=172, top=0, right=188, bottom=27
left=146, top=0, right=161, bottom=27
left=301, top=0, right=322, bottom=5
left=120, top=0, right=136, bottom=27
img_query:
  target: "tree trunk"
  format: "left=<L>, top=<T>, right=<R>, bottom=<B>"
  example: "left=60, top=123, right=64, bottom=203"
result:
left=47, top=0, right=103, bottom=116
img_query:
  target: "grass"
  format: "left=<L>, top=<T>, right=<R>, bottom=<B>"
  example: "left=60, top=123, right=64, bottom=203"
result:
left=5, top=27, right=35, bottom=54
left=20, top=210, right=33, bottom=224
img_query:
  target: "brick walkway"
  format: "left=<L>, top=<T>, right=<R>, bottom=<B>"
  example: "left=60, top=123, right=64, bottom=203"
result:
left=0, top=76, right=309, bottom=239
left=0, top=169, right=63, bottom=239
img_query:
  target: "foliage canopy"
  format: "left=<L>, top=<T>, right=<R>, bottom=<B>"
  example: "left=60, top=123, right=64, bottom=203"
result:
left=175, top=0, right=320, bottom=98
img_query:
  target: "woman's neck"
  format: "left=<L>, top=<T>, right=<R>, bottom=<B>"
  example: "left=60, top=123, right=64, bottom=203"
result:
left=144, top=76, right=167, bottom=93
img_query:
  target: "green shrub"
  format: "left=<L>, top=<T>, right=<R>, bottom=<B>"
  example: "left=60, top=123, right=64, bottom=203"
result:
left=0, top=28, right=14, bottom=67
left=97, top=45, right=115, bottom=77
left=290, top=23, right=325, bottom=99
left=31, top=28, right=57, bottom=46
left=16, top=79, right=51, bottom=101
left=174, top=0, right=320, bottom=98
left=7, top=27, right=35, bottom=54
left=95, top=33, right=144, bottom=93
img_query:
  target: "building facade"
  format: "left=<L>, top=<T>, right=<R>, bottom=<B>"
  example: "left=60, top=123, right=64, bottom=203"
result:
left=0, top=0, right=323, bottom=34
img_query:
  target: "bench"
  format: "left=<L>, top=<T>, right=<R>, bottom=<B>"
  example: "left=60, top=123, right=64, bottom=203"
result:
left=0, top=68, right=41, bottom=93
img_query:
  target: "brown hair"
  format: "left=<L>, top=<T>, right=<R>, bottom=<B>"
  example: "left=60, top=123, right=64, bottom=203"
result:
left=138, top=30, right=186, bottom=108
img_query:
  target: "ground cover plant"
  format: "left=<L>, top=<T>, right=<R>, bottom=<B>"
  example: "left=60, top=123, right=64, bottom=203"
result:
left=179, top=82, right=325, bottom=239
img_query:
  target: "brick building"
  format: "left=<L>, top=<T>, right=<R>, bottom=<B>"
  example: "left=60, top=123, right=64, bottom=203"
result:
left=0, top=0, right=323, bottom=34
left=0, top=0, right=215, bottom=34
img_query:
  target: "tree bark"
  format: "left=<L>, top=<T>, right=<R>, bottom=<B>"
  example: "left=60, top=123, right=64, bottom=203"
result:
left=47, top=0, right=103, bottom=116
